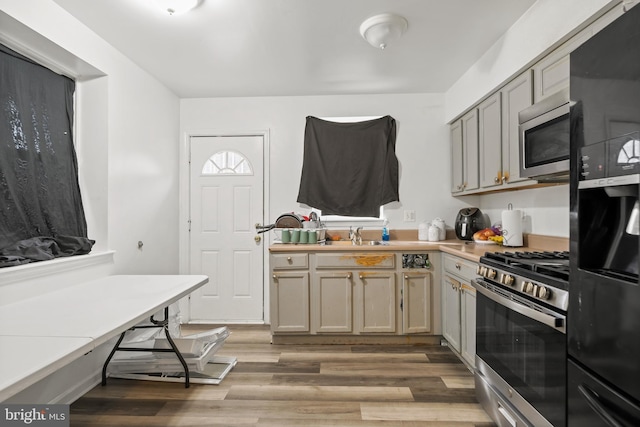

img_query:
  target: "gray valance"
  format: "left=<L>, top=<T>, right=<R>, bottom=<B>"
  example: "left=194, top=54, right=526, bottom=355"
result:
left=297, top=116, right=399, bottom=217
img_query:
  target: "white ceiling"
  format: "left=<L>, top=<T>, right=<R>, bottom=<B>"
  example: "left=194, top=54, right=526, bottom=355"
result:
left=52, top=0, right=536, bottom=98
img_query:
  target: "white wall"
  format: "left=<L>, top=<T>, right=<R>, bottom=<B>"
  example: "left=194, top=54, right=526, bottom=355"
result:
left=0, top=0, right=181, bottom=403
left=445, top=0, right=617, bottom=122
left=0, top=0, right=181, bottom=274
left=181, top=94, right=480, bottom=235
left=444, top=0, right=620, bottom=238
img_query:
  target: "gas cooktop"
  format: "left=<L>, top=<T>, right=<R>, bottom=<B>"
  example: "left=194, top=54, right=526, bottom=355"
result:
left=483, top=251, right=570, bottom=282
left=479, top=251, right=570, bottom=311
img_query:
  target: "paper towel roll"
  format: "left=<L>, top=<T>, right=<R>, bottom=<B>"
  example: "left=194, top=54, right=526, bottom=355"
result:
left=502, top=209, right=523, bottom=247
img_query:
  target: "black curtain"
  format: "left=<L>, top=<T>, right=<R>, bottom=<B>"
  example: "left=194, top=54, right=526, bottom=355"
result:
left=297, top=116, right=399, bottom=217
left=0, top=44, right=94, bottom=267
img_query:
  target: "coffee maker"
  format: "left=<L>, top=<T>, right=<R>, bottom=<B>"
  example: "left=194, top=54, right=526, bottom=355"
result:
left=455, top=207, right=487, bottom=240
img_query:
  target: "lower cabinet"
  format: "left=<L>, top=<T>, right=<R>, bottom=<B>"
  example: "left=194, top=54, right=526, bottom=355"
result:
left=271, top=271, right=310, bottom=333
left=460, top=283, right=476, bottom=366
left=402, top=271, right=433, bottom=334
left=441, top=254, right=478, bottom=368
left=442, top=274, right=462, bottom=352
left=270, top=250, right=440, bottom=337
left=313, top=269, right=396, bottom=334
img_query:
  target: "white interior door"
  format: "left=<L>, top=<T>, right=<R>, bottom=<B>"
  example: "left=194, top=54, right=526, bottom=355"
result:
left=189, top=135, right=264, bottom=322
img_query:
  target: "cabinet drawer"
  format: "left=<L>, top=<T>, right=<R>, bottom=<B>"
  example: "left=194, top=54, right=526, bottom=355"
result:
left=316, top=253, right=395, bottom=269
left=272, top=253, right=308, bottom=270
left=443, top=254, right=477, bottom=282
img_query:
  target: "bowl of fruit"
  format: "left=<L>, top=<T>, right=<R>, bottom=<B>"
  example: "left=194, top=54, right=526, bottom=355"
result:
left=473, top=226, right=504, bottom=245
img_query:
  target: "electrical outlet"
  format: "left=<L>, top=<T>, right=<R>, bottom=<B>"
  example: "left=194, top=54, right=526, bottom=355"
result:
left=403, top=210, right=416, bottom=222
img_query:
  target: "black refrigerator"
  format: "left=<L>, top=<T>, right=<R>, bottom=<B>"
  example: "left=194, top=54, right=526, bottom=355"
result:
left=569, top=3, right=640, bottom=426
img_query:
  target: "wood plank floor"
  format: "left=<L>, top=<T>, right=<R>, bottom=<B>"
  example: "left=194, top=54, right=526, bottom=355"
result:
left=70, top=325, right=496, bottom=426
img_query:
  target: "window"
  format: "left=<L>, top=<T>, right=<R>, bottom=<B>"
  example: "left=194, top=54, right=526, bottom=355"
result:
left=0, top=44, right=93, bottom=267
left=297, top=115, right=398, bottom=221
left=201, top=150, right=253, bottom=175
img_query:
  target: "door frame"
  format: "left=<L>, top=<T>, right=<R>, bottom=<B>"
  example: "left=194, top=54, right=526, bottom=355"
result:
left=178, top=129, right=271, bottom=324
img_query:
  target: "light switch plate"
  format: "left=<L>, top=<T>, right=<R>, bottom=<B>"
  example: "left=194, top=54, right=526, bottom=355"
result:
left=403, top=210, right=416, bottom=222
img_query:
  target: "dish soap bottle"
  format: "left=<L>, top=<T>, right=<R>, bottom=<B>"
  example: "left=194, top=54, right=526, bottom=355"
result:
left=382, top=219, right=390, bottom=242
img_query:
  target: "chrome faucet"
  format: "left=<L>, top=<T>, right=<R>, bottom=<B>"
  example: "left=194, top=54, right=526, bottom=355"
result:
left=349, top=226, right=363, bottom=245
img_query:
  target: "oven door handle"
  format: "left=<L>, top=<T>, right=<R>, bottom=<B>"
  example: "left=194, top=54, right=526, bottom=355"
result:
left=578, top=384, right=625, bottom=427
left=474, top=281, right=565, bottom=333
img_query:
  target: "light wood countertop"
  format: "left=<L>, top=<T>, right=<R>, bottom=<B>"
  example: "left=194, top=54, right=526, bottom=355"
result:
left=269, top=234, right=569, bottom=264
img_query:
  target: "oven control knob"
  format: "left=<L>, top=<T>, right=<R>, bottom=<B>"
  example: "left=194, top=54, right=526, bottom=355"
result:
left=476, top=265, right=482, bottom=275
left=500, top=274, right=515, bottom=286
left=487, top=269, right=497, bottom=280
left=524, top=281, right=534, bottom=294
left=537, top=286, right=551, bottom=300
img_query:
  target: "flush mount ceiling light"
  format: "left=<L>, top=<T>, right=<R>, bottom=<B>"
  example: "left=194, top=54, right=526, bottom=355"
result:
left=359, top=13, right=408, bottom=50
left=155, top=0, right=199, bottom=15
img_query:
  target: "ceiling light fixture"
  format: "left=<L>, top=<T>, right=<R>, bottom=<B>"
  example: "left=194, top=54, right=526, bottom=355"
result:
left=155, top=0, right=199, bottom=15
left=359, top=13, right=408, bottom=50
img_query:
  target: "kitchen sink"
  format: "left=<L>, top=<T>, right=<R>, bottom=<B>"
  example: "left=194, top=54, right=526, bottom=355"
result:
left=323, top=240, right=388, bottom=246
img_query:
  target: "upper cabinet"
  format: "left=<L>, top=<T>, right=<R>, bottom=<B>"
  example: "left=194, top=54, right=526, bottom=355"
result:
left=478, top=92, right=502, bottom=189
left=450, top=109, right=479, bottom=194
left=501, top=71, right=534, bottom=185
left=449, top=3, right=624, bottom=196
left=532, top=6, right=622, bottom=103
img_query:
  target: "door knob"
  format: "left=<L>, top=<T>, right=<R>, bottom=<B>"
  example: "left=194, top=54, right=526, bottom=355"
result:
left=254, top=235, right=261, bottom=243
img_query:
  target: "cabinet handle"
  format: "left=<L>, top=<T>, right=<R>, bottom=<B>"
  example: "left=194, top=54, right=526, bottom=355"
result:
left=494, top=176, right=499, bottom=183
left=359, top=274, right=364, bottom=279
left=346, top=273, right=352, bottom=279
left=287, top=256, right=292, bottom=263
left=404, top=274, right=409, bottom=280
left=272, top=274, right=277, bottom=280
left=502, top=176, right=507, bottom=183
left=463, top=182, right=467, bottom=189
left=455, top=263, right=461, bottom=270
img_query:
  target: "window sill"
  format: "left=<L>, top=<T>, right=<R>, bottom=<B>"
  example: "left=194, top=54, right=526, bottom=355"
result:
left=0, top=251, right=115, bottom=287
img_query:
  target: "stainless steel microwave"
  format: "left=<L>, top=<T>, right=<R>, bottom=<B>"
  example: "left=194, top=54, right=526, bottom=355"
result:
left=519, top=88, right=571, bottom=181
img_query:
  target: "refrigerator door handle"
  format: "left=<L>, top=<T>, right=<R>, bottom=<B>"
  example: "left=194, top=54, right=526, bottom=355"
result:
left=578, top=384, right=624, bottom=427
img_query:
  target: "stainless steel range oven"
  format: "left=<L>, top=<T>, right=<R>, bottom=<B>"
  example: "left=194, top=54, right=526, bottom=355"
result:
left=474, top=251, right=569, bottom=427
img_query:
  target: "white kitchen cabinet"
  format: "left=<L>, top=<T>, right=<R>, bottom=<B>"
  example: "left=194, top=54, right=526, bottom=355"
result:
left=441, top=254, right=478, bottom=367
left=450, top=109, right=479, bottom=194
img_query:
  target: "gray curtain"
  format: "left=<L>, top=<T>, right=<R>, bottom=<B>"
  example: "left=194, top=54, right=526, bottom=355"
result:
left=0, top=44, right=94, bottom=267
left=297, top=116, right=399, bottom=217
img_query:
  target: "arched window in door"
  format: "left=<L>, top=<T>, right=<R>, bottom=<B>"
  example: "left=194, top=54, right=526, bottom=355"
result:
left=201, top=150, right=253, bottom=175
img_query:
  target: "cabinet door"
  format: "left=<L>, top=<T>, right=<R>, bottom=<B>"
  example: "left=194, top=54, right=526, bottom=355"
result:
left=533, top=29, right=593, bottom=102
left=313, top=272, right=353, bottom=333
left=402, top=272, right=432, bottom=334
left=479, top=93, right=502, bottom=189
left=441, top=275, right=461, bottom=352
left=450, top=120, right=464, bottom=193
left=358, top=272, right=396, bottom=333
left=501, top=70, right=533, bottom=184
left=460, top=284, right=476, bottom=368
left=461, top=109, right=479, bottom=192
left=271, top=272, right=309, bottom=332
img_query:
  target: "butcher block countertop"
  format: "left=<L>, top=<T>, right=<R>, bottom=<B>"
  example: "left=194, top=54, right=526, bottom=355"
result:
left=269, top=231, right=569, bottom=263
